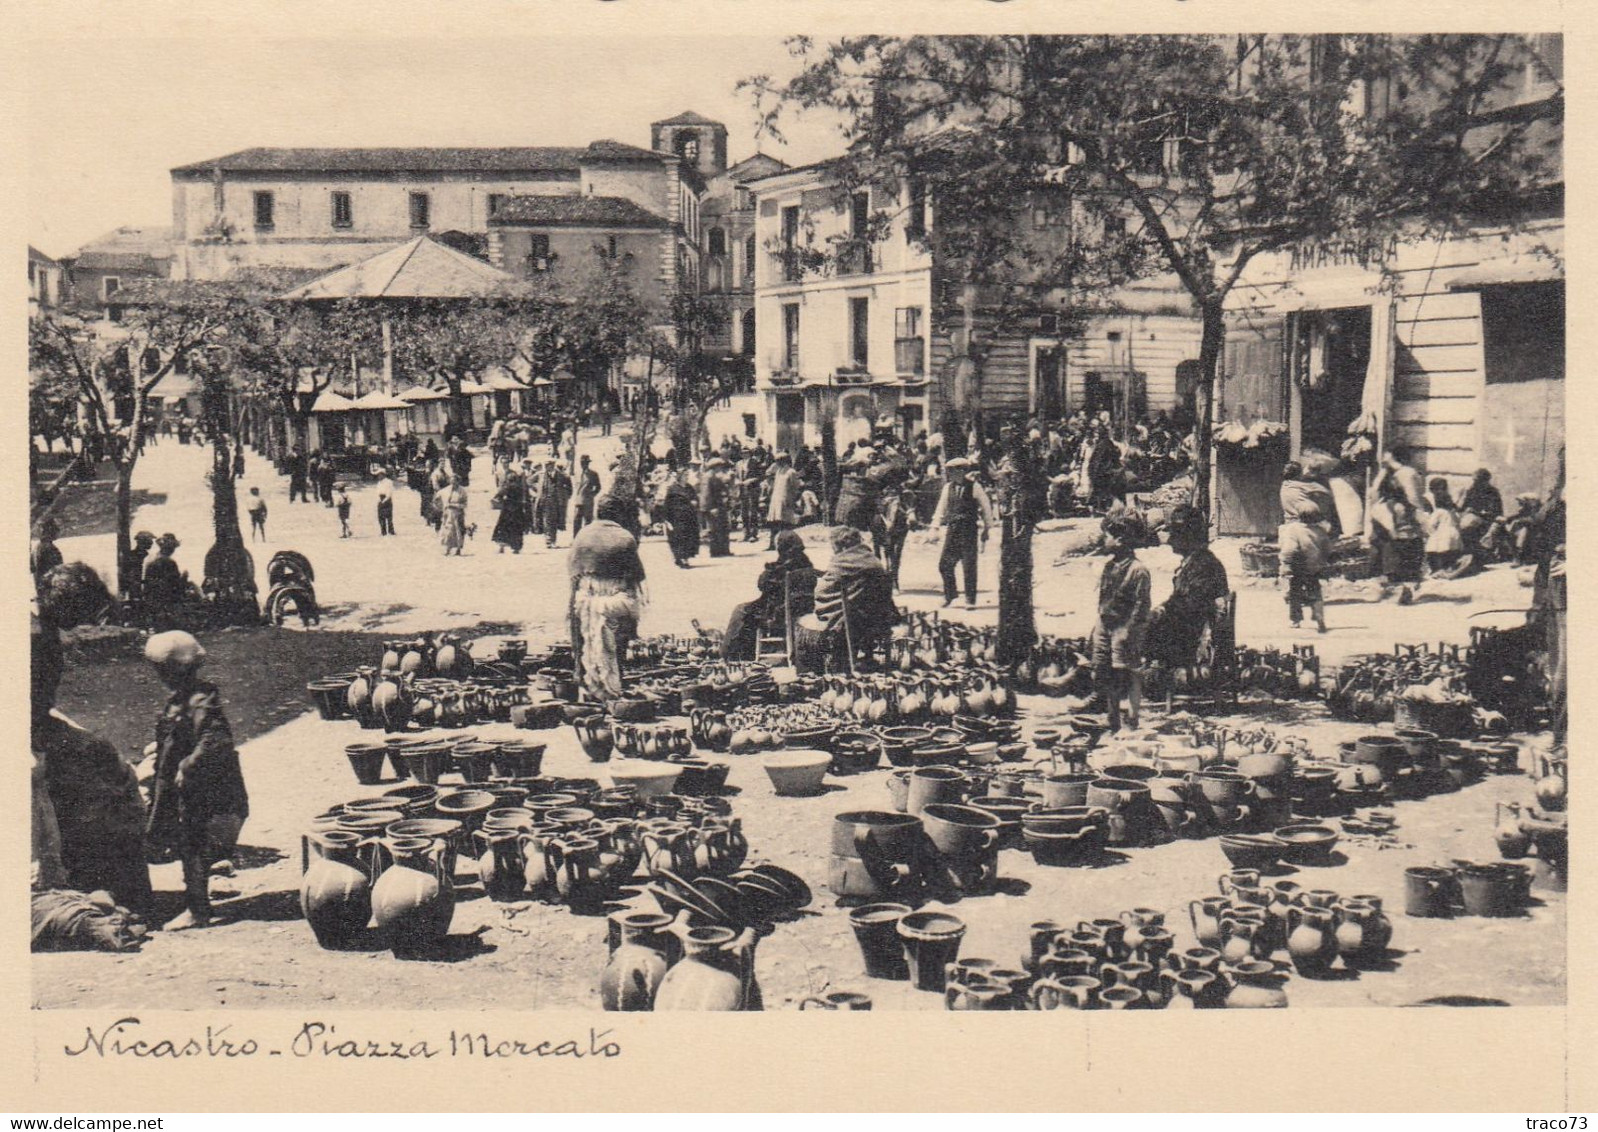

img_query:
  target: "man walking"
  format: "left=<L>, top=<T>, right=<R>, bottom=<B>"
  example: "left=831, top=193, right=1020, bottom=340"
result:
left=572, top=454, right=601, bottom=537
left=289, top=447, right=309, bottom=503
left=376, top=471, right=396, bottom=536
left=929, top=456, right=995, bottom=609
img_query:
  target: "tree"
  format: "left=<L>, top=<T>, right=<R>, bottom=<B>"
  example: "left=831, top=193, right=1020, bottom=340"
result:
left=665, top=286, right=730, bottom=453
left=29, top=364, right=78, bottom=454
left=555, top=262, right=660, bottom=407
left=746, top=34, right=1561, bottom=515
left=29, top=287, right=235, bottom=598
left=388, top=298, right=524, bottom=434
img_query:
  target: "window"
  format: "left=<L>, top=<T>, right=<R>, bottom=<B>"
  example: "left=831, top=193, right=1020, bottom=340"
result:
left=331, top=191, right=353, bottom=229
left=849, top=297, right=870, bottom=369
left=408, top=191, right=431, bottom=230
left=782, top=303, right=800, bottom=370
left=526, top=233, right=551, bottom=273
left=1481, top=282, right=1564, bottom=385
left=253, top=191, right=275, bottom=230
left=487, top=193, right=506, bottom=217
left=780, top=204, right=801, bottom=282
left=850, top=191, right=870, bottom=238
left=907, top=177, right=929, bottom=240
left=606, top=235, right=618, bottom=259
left=741, top=309, right=756, bottom=357
left=674, top=133, right=700, bottom=164
left=745, top=234, right=757, bottom=278
left=708, top=227, right=726, bottom=257
left=895, top=306, right=925, bottom=376
left=102, top=276, right=120, bottom=300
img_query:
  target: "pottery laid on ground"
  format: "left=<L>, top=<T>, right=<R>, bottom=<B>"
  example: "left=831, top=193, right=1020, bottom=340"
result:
left=370, top=836, right=454, bottom=957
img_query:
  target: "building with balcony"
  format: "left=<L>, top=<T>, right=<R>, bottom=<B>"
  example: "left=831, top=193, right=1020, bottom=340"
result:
left=747, top=162, right=1203, bottom=454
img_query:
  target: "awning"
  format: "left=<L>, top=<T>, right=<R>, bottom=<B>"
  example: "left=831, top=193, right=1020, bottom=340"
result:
left=397, top=386, right=448, bottom=402
left=550, top=368, right=577, bottom=383
left=310, top=390, right=357, bottom=413
left=458, top=380, right=494, bottom=396
left=1447, top=256, right=1564, bottom=290
left=350, top=390, right=411, bottom=411
left=483, top=370, right=529, bottom=392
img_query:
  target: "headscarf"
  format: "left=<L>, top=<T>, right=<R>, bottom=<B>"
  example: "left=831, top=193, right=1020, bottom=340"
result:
left=773, top=529, right=811, bottom=571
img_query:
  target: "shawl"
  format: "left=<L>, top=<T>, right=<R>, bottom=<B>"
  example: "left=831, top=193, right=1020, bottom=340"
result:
left=567, top=519, right=645, bottom=585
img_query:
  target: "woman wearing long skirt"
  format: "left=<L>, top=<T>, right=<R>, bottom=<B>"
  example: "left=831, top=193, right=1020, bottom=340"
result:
left=437, top=480, right=468, bottom=556
left=662, top=469, right=701, bottom=568
left=492, top=469, right=531, bottom=554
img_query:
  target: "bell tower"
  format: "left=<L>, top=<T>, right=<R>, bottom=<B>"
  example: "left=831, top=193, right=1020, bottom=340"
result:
left=650, top=111, right=728, bottom=178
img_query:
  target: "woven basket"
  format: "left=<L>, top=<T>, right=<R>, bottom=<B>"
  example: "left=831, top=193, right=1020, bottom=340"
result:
left=1239, top=543, right=1280, bottom=578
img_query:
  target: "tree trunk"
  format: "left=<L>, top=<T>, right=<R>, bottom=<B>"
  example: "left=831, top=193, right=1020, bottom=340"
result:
left=114, top=464, right=134, bottom=598
left=995, top=437, right=1042, bottom=667
left=820, top=415, right=839, bottom=525
left=1190, top=300, right=1226, bottom=518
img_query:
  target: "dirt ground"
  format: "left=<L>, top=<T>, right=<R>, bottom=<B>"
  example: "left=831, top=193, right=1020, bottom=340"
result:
left=34, top=434, right=1565, bottom=1011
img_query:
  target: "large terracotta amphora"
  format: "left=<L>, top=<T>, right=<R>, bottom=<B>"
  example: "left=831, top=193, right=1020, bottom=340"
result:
left=473, top=826, right=526, bottom=902
left=601, top=911, right=673, bottom=1011
left=1533, top=752, right=1567, bottom=813
left=346, top=667, right=380, bottom=729
left=370, top=836, right=453, bottom=957
left=654, top=922, right=761, bottom=1011
left=372, top=674, right=414, bottom=733
left=301, top=830, right=373, bottom=949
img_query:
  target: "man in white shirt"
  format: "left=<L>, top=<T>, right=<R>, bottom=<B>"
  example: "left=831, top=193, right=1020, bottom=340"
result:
left=928, top=456, right=995, bottom=608
left=375, top=473, right=396, bottom=536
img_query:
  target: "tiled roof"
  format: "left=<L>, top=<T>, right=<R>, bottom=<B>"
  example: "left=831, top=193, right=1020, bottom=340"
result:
left=170, top=147, right=591, bottom=177
left=72, top=226, right=174, bottom=262
left=653, top=110, right=723, bottom=128
left=172, top=141, right=675, bottom=177
left=74, top=251, right=171, bottom=272
left=488, top=195, right=670, bottom=228
left=278, top=236, right=514, bottom=300
left=29, top=245, right=58, bottom=266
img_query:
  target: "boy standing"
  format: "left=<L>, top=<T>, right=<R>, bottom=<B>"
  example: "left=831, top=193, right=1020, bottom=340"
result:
left=1279, top=502, right=1332, bottom=632
left=246, top=487, right=268, bottom=542
left=334, top=484, right=352, bottom=538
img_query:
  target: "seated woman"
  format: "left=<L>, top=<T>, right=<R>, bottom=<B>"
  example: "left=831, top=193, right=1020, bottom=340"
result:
left=802, top=526, right=901, bottom=671
left=1147, top=504, right=1231, bottom=672
left=722, top=530, right=816, bottom=661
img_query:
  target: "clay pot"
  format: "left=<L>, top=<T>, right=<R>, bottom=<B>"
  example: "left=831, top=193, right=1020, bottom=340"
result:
left=801, top=992, right=873, bottom=1011
left=654, top=924, right=760, bottom=1011
left=601, top=913, right=672, bottom=1012
left=1189, top=897, right=1228, bottom=949
left=370, top=836, right=453, bottom=957
left=906, top=766, right=967, bottom=816
left=920, top=804, right=1001, bottom=861
left=1458, top=863, right=1519, bottom=918
left=898, top=911, right=966, bottom=992
left=1404, top=866, right=1460, bottom=918
left=1285, top=906, right=1339, bottom=975
left=371, top=675, right=414, bottom=733
left=346, top=668, right=380, bottom=729
left=344, top=742, right=390, bottom=786
left=472, top=826, right=526, bottom=902
left=301, top=830, right=373, bottom=948
left=945, top=978, right=1010, bottom=1011
left=1041, top=772, right=1095, bottom=810
left=1221, top=960, right=1289, bottom=1008
left=848, top=902, right=912, bottom=980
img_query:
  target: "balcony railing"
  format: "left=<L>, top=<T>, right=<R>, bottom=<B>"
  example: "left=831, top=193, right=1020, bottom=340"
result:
left=895, top=337, right=926, bottom=377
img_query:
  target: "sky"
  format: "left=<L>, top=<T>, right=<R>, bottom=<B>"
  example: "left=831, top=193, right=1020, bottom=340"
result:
left=23, top=35, right=844, bottom=260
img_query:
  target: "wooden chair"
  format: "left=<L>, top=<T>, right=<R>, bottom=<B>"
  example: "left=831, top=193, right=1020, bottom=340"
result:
left=755, top=567, right=817, bottom=667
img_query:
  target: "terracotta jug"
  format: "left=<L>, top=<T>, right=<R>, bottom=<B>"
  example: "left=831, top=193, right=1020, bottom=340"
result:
left=370, top=836, right=453, bottom=957
left=1495, top=802, right=1532, bottom=860
left=601, top=913, right=672, bottom=1012
left=1222, top=960, right=1289, bottom=1008
left=1167, top=968, right=1222, bottom=1010
left=300, top=830, right=373, bottom=948
left=1286, top=906, right=1338, bottom=975
left=346, top=667, right=379, bottom=729
left=1219, top=913, right=1264, bottom=965
left=1118, top=907, right=1163, bottom=954
left=946, top=978, right=1010, bottom=1011
left=654, top=923, right=761, bottom=1011
left=1349, top=894, right=1393, bottom=956
left=1189, top=897, right=1227, bottom=949
left=1533, top=753, right=1567, bottom=813
left=473, top=826, right=526, bottom=902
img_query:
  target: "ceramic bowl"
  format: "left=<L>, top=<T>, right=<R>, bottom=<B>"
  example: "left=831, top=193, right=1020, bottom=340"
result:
left=1272, top=823, right=1339, bottom=865
left=965, top=741, right=1000, bottom=766
left=1218, top=834, right=1283, bottom=871
left=763, top=749, right=832, bottom=796
left=606, top=760, right=684, bottom=800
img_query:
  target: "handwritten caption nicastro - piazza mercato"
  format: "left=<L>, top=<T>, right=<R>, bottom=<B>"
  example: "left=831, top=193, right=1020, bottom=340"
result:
left=62, top=1018, right=623, bottom=1061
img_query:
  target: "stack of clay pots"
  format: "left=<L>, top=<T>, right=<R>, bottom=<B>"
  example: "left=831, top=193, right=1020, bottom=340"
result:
left=1404, top=860, right=1536, bottom=918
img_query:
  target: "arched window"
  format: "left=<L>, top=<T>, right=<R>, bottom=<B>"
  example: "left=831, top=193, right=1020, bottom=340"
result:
left=707, top=260, right=725, bottom=293
left=708, top=227, right=726, bottom=257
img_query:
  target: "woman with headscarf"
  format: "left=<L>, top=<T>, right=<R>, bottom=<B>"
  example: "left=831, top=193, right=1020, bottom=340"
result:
left=722, top=530, right=816, bottom=661
left=810, top=525, right=901, bottom=668
left=33, top=564, right=152, bottom=913
left=437, top=478, right=469, bottom=556
left=1148, top=504, right=1231, bottom=670
left=491, top=465, right=531, bottom=555
left=662, top=467, right=701, bottom=568
left=567, top=498, right=648, bottom=702
left=144, top=630, right=249, bottom=930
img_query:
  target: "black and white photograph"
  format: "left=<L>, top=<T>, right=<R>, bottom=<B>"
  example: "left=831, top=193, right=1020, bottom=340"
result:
left=15, top=7, right=1576, bottom=1113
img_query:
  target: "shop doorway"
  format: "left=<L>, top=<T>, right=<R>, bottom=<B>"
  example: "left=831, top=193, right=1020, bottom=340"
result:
left=1290, top=306, right=1371, bottom=458
left=774, top=393, right=805, bottom=456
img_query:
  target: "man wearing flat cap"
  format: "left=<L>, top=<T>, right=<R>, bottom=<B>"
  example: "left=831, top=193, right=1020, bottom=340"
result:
left=929, top=456, right=995, bottom=608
